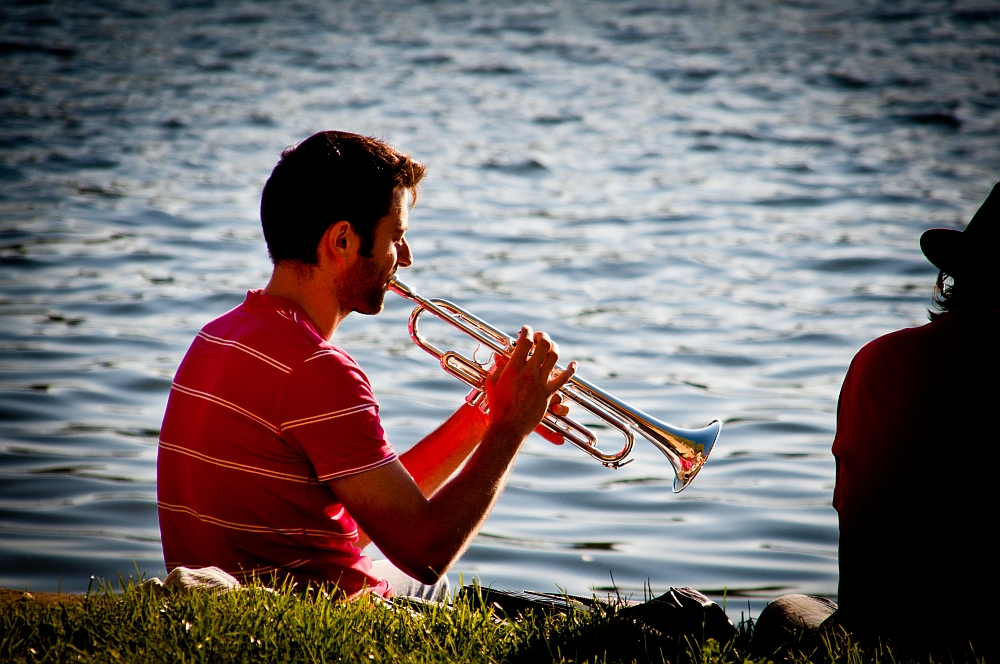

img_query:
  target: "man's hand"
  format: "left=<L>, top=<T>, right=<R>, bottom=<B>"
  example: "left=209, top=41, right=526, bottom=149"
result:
left=484, top=326, right=576, bottom=442
left=486, top=333, right=574, bottom=445
left=536, top=393, right=570, bottom=445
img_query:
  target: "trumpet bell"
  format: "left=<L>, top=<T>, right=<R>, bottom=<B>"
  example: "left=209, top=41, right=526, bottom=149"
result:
left=639, top=417, right=721, bottom=492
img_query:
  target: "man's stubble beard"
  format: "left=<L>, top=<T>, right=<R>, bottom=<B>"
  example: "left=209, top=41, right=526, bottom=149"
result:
left=340, top=254, right=392, bottom=316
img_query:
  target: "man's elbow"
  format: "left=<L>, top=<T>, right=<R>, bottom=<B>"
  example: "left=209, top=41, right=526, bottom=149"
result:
left=411, top=567, right=443, bottom=586
left=389, top=545, right=452, bottom=585
left=391, top=560, right=444, bottom=586
left=373, top=524, right=459, bottom=585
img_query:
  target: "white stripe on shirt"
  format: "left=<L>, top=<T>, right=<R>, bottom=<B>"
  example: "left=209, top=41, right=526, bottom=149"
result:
left=171, top=382, right=279, bottom=434
left=280, top=403, right=376, bottom=431
left=196, top=331, right=293, bottom=373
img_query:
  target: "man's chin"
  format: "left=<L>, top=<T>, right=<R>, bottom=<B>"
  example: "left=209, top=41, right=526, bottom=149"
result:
left=356, top=304, right=385, bottom=316
left=356, top=293, right=387, bottom=316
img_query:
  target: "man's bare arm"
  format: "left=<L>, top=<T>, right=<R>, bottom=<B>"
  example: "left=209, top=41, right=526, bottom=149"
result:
left=329, top=327, right=575, bottom=584
left=399, top=403, right=489, bottom=499
left=352, top=376, right=570, bottom=550
left=350, top=404, right=486, bottom=550
left=396, top=354, right=570, bottom=502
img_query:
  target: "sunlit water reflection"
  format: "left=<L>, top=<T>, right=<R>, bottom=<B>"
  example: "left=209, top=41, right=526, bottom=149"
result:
left=1, top=0, right=997, bottom=621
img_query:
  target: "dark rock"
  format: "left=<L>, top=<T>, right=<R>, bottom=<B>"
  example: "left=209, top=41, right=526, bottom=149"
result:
left=622, top=587, right=738, bottom=643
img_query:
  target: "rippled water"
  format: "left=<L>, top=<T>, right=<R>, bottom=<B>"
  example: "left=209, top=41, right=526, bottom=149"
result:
left=2, top=0, right=998, bottom=620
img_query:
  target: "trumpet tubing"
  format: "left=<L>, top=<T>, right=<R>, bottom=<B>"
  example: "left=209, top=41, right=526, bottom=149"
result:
left=388, top=277, right=720, bottom=492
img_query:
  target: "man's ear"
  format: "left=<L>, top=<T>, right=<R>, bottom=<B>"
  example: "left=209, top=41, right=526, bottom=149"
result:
left=320, top=221, right=360, bottom=265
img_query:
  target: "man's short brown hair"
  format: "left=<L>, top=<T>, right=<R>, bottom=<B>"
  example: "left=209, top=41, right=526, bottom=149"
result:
left=260, top=131, right=425, bottom=263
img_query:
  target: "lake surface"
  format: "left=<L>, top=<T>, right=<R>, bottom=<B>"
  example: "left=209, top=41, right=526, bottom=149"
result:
left=1, top=0, right=997, bottom=622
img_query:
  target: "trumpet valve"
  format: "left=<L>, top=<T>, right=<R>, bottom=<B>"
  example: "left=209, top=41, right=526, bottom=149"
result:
left=465, top=387, right=489, bottom=414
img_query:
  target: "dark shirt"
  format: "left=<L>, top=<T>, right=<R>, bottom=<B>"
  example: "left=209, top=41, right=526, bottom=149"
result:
left=832, top=308, right=998, bottom=651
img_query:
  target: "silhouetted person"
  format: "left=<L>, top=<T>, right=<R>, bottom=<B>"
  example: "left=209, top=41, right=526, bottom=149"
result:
left=833, top=182, right=1000, bottom=657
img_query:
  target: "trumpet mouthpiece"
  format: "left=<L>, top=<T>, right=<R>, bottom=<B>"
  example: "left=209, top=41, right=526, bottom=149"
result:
left=388, top=276, right=415, bottom=299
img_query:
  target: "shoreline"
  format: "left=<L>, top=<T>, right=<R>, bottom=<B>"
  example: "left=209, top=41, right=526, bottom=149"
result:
left=2, top=581, right=987, bottom=663
left=0, top=588, right=86, bottom=606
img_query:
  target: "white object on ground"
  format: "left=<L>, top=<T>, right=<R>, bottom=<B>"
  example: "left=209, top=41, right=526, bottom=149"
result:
left=139, top=567, right=241, bottom=594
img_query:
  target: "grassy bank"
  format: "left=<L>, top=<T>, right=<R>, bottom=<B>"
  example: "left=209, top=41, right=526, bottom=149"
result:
left=0, top=579, right=983, bottom=663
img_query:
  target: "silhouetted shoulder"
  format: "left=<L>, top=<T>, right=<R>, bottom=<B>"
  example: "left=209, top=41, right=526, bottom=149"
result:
left=849, top=321, right=932, bottom=377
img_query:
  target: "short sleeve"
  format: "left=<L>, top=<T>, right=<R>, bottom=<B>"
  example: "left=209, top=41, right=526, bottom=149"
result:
left=278, top=348, right=397, bottom=481
left=831, top=343, right=875, bottom=514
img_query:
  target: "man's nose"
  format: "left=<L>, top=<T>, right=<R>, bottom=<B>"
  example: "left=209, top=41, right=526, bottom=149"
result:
left=397, top=238, right=413, bottom=268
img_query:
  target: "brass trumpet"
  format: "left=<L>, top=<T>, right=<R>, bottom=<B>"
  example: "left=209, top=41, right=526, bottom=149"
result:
left=389, top=277, right=720, bottom=492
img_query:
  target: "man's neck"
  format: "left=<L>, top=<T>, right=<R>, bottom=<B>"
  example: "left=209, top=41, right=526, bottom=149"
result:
left=263, top=261, right=347, bottom=340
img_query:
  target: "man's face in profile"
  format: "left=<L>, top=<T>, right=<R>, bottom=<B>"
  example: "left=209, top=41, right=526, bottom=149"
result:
left=340, top=187, right=412, bottom=316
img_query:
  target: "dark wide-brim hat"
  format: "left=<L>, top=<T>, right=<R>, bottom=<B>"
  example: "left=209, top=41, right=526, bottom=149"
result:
left=920, top=181, right=1000, bottom=282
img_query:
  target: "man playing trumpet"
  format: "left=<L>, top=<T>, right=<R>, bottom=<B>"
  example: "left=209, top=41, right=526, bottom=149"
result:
left=157, top=131, right=576, bottom=599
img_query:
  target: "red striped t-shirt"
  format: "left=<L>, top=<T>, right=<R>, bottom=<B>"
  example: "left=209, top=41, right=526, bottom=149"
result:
left=157, top=290, right=397, bottom=597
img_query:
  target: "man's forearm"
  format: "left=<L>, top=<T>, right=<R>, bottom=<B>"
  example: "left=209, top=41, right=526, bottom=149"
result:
left=398, top=403, right=488, bottom=498
left=352, top=403, right=487, bottom=551
left=334, top=422, right=526, bottom=582
left=384, top=422, right=527, bottom=583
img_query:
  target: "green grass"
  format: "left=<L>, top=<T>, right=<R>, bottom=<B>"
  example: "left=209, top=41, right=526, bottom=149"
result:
left=0, top=578, right=985, bottom=663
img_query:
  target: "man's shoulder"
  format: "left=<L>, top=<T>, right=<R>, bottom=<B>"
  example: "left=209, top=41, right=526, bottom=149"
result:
left=288, top=345, right=372, bottom=396
left=180, top=291, right=374, bottom=404
left=195, top=292, right=338, bottom=371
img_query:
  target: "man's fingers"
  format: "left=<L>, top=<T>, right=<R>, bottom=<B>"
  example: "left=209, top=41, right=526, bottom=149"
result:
left=548, top=361, right=577, bottom=392
left=507, top=326, right=533, bottom=367
left=526, top=331, right=554, bottom=371
left=549, top=402, right=570, bottom=417
left=538, top=345, right=561, bottom=377
left=536, top=393, right=569, bottom=443
left=535, top=423, right=565, bottom=445
left=549, top=403, right=570, bottom=417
